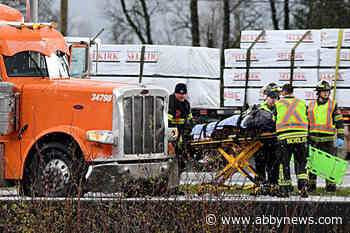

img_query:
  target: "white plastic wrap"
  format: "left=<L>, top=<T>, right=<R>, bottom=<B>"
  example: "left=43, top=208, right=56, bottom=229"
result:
left=224, top=68, right=318, bottom=87
left=321, top=29, right=350, bottom=48
left=224, top=49, right=320, bottom=68
left=92, top=76, right=220, bottom=108
left=90, top=44, right=221, bottom=108
left=224, top=87, right=349, bottom=108
left=319, top=48, right=350, bottom=67
left=240, top=30, right=321, bottom=49
left=318, top=68, right=350, bottom=87
left=92, top=44, right=220, bottom=78
left=223, top=29, right=350, bottom=108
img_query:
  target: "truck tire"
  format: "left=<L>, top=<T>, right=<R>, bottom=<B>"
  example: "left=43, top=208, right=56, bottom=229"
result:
left=21, top=142, right=86, bottom=197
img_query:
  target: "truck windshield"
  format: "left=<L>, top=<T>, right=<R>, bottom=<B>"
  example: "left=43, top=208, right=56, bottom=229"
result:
left=4, top=51, right=48, bottom=77
left=3, top=51, right=69, bottom=79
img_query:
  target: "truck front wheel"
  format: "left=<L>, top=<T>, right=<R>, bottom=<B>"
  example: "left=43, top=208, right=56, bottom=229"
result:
left=21, top=142, right=86, bottom=197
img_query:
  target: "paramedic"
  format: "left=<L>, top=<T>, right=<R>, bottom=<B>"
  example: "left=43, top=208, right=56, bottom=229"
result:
left=308, top=80, right=344, bottom=192
left=253, top=83, right=280, bottom=195
left=275, top=84, right=309, bottom=198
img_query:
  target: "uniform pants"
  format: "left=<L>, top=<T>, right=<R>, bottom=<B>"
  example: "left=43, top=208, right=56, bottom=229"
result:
left=255, top=138, right=279, bottom=185
left=276, top=138, right=308, bottom=191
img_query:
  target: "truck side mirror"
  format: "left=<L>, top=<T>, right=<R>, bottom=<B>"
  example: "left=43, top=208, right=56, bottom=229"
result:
left=68, top=43, right=90, bottom=78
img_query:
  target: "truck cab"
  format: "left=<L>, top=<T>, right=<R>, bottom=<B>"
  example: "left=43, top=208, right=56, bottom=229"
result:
left=0, top=5, right=176, bottom=197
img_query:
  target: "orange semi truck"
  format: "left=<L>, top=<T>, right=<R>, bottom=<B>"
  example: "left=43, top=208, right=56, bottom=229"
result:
left=0, top=4, right=176, bottom=197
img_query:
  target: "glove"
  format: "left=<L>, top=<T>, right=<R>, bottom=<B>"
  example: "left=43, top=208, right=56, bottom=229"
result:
left=337, top=138, right=344, bottom=147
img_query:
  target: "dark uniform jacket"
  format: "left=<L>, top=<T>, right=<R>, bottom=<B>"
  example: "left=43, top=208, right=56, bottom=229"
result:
left=168, top=94, right=192, bottom=133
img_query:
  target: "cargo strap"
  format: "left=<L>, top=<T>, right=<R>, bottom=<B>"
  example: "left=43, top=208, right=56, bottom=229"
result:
left=290, top=30, right=311, bottom=85
left=138, top=45, right=146, bottom=84
left=334, top=29, right=343, bottom=100
left=243, top=30, right=265, bottom=111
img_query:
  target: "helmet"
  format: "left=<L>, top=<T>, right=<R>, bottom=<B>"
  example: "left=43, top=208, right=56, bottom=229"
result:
left=267, top=91, right=279, bottom=99
left=316, top=79, right=332, bottom=91
left=260, top=82, right=281, bottom=95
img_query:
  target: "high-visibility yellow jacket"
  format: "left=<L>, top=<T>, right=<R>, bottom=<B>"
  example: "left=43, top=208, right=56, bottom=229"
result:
left=260, top=101, right=276, bottom=120
left=275, top=97, right=308, bottom=140
left=308, top=98, right=344, bottom=142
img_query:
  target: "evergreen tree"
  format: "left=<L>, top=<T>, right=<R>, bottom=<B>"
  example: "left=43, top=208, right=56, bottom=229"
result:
left=293, top=0, right=350, bottom=29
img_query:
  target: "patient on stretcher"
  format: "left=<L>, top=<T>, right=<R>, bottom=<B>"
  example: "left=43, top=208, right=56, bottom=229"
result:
left=190, top=107, right=275, bottom=141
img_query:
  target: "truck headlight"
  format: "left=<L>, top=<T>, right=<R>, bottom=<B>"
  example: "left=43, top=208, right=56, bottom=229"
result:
left=168, top=127, right=178, bottom=142
left=86, top=130, right=116, bottom=145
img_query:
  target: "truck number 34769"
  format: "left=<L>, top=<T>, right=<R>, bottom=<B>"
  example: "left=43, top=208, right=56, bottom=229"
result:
left=91, top=93, right=113, bottom=102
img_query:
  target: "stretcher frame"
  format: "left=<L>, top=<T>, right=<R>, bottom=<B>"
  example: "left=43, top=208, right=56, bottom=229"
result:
left=188, top=132, right=276, bottom=195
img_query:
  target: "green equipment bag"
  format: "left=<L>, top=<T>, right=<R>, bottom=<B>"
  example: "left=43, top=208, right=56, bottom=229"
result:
left=307, top=145, right=349, bottom=185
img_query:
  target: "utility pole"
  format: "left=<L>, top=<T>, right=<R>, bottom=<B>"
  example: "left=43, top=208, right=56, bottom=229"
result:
left=60, top=0, right=68, bottom=36
left=29, top=0, right=38, bottom=22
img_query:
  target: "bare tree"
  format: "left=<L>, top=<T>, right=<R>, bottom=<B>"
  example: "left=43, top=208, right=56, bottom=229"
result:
left=199, top=2, right=221, bottom=48
left=230, top=1, right=264, bottom=48
left=269, top=0, right=279, bottom=29
left=102, top=0, right=135, bottom=43
left=102, top=0, right=160, bottom=44
left=102, top=0, right=263, bottom=46
left=169, top=0, right=261, bottom=48
left=60, top=0, right=68, bottom=36
left=284, top=0, right=290, bottom=29
left=222, top=0, right=230, bottom=49
left=293, top=0, right=350, bottom=29
left=268, top=0, right=291, bottom=30
left=190, top=0, right=200, bottom=46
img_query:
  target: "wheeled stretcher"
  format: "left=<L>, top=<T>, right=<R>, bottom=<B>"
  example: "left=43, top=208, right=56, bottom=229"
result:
left=186, top=116, right=276, bottom=194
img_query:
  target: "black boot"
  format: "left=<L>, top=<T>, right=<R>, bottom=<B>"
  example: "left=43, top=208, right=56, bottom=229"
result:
left=308, top=183, right=316, bottom=192
left=298, top=180, right=309, bottom=198
left=298, top=189, right=309, bottom=198
left=325, top=184, right=336, bottom=192
left=276, top=186, right=290, bottom=198
left=308, top=179, right=317, bottom=192
left=346, top=152, right=350, bottom=161
left=288, top=184, right=294, bottom=192
left=268, top=184, right=279, bottom=197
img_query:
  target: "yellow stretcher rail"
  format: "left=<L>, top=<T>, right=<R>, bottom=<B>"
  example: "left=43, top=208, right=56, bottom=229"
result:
left=188, top=132, right=276, bottom=195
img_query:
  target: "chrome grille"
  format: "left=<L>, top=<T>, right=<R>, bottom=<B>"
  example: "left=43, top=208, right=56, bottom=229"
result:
left=123, top=95, right=165, bottom=154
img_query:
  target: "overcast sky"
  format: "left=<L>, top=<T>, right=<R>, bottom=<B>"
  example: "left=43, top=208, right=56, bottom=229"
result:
left=54, top=0, right=110, bottom=42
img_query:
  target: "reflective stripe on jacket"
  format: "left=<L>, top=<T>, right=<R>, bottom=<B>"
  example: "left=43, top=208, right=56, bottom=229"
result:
left=308, top=99, right=336, bottom=135
left=275, top=97, right=308, bottom=140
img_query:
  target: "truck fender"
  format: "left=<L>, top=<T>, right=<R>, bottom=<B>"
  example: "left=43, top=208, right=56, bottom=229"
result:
left=20, top=126, right=89, bottom=178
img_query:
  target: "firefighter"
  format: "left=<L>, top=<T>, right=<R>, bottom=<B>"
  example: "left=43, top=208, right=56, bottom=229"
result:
left=167, top=83, right=193, bottom=195
left=168, top=83, right=193, bottom=150
left=252, top=83, right=280, bottom=195
left=275, top=84, right=309, bottom=198
left=308, top=80, right=344, bottom=192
